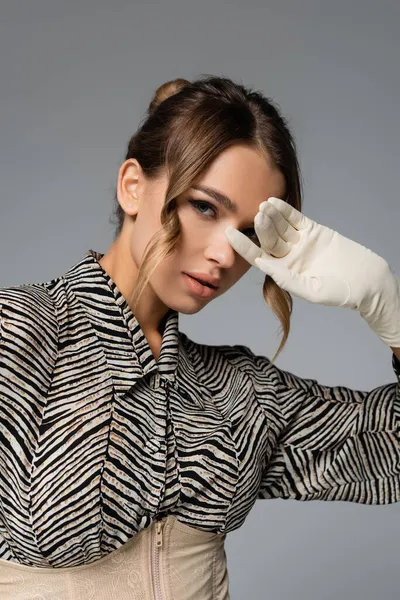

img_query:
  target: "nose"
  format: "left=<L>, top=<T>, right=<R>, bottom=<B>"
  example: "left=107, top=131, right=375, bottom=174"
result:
left=203, top=228, right=237, bottom=268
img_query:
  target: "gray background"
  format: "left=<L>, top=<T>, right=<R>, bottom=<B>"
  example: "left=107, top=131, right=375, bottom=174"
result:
left=1, top=1, right=399, bottom=598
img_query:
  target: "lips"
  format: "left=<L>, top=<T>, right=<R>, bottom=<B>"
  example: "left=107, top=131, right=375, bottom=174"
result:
left=182, top=273, right=218, bottom=298
left=190, top=276, right=215, bottom=288
left=184, top=273, right=220, bottom=289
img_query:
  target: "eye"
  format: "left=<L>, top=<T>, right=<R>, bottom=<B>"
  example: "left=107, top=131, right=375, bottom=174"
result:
left=189, top=198, right=260, bottom=245
left=188, top=199, right=217, bottom=218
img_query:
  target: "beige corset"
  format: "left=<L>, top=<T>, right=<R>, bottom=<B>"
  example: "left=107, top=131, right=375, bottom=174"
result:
left=0, top=515, right=230, bottom=599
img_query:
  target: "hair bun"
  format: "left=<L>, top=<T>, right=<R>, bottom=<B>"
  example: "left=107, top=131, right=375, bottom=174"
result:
left=148, top=78, right=191, bottom=115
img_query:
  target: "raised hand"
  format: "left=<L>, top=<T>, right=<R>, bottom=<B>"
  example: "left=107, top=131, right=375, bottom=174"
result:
left=224, top=196, right=400, bottom=347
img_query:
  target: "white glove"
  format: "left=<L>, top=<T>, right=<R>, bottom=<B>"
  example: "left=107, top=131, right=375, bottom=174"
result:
left=224, top=196, right=400, bottom=348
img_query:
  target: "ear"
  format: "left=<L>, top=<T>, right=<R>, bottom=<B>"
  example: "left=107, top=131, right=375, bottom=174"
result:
left=116, top=159, right=144, bottom=216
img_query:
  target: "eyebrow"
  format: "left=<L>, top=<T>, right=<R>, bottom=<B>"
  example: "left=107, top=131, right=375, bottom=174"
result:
left=191, top=185, right=238, bottom=214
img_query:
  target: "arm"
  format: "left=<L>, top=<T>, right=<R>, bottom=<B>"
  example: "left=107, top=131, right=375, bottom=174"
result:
left=252, top=349, right=400, bottom=504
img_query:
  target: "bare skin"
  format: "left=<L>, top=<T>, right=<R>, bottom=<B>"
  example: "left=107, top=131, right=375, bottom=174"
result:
left=99, top=144, right=286, bottom=359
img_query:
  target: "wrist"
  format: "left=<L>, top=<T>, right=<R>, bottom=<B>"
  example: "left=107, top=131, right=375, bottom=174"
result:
left=360, top=270, right=400, bottom=347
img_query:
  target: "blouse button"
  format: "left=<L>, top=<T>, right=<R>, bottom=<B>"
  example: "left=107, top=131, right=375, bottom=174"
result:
left=150, top=373, right=161, bottom=389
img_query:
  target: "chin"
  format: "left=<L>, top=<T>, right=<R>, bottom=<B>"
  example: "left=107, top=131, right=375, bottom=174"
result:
left=179, top=305, right=208, bottom=315
left=166, top=298, right=212, bottom=315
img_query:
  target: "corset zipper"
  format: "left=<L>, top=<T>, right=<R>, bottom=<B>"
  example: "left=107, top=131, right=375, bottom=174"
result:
left=152, top=519, right=165, bottom=599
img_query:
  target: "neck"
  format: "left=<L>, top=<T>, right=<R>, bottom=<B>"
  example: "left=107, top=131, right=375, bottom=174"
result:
left=99, top=235, right=170, bottom=338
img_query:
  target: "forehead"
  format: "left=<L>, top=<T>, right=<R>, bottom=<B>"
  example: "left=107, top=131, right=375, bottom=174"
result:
left=193, top=144, right=286, bottom=209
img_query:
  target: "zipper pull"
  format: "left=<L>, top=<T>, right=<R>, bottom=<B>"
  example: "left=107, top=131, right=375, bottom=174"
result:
left=156, top=520, right=163, bottom=548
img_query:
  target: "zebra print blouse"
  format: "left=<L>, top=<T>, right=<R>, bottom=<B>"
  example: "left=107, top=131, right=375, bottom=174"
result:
left=0, top=249, right=399, bottom=569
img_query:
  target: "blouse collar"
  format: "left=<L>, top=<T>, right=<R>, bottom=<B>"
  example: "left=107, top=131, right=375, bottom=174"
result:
left=61, top=249, right=196, bottom=398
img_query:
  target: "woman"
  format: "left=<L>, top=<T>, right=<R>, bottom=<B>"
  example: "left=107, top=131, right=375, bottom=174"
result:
left=0, top=75, right=399, bottom=599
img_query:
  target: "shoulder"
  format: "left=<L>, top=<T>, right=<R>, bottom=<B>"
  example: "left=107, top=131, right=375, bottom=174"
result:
left=0, top=280, right=59, bottom=360
left=179, top=331, right=272, bottom=379
left=179, top=332, right=309, bottom=393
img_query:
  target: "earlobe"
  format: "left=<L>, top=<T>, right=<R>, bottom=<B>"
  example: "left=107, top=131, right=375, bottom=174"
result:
left=124, top=193, right=139, bottom=217
left=120, top=189, right=139, bottom=217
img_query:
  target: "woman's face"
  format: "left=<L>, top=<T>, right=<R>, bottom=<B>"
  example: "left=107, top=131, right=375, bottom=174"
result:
left=120, top=143, right=286, bottom=315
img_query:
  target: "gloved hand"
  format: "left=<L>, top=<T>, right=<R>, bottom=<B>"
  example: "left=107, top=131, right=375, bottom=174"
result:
left=224, top=196, right=400, bottom=348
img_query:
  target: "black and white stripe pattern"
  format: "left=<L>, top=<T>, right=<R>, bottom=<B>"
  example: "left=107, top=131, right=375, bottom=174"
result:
left=0, top=249, right=399, bottom=568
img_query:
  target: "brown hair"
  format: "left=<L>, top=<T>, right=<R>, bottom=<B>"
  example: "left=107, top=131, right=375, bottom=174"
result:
left=110, top=75, right=303, bottom=363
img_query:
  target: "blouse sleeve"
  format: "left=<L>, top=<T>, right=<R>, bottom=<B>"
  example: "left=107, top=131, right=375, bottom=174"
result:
left=255, top=351, right=400, bottom=504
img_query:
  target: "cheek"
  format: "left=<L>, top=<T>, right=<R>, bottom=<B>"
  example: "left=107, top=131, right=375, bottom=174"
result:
left=224, top=261, right=251, bottom=291
left=178, top=208, right=200, bottom=236
left=176, top=212, right=211, bottom=250
left=237, top=262, right=252, bottom=280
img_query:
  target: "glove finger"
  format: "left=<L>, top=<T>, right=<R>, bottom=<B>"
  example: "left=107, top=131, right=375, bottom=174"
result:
left=261, top=197, right=313, bottom=231
left=224, top=226, right=263, bottom=267
left=259, top=201, right=301, bottom=244
left=254, top=256, right=291, bottom=288
left=254, top=211, right=293, bottom=258
left=254, top=257, right=316, bottom=300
